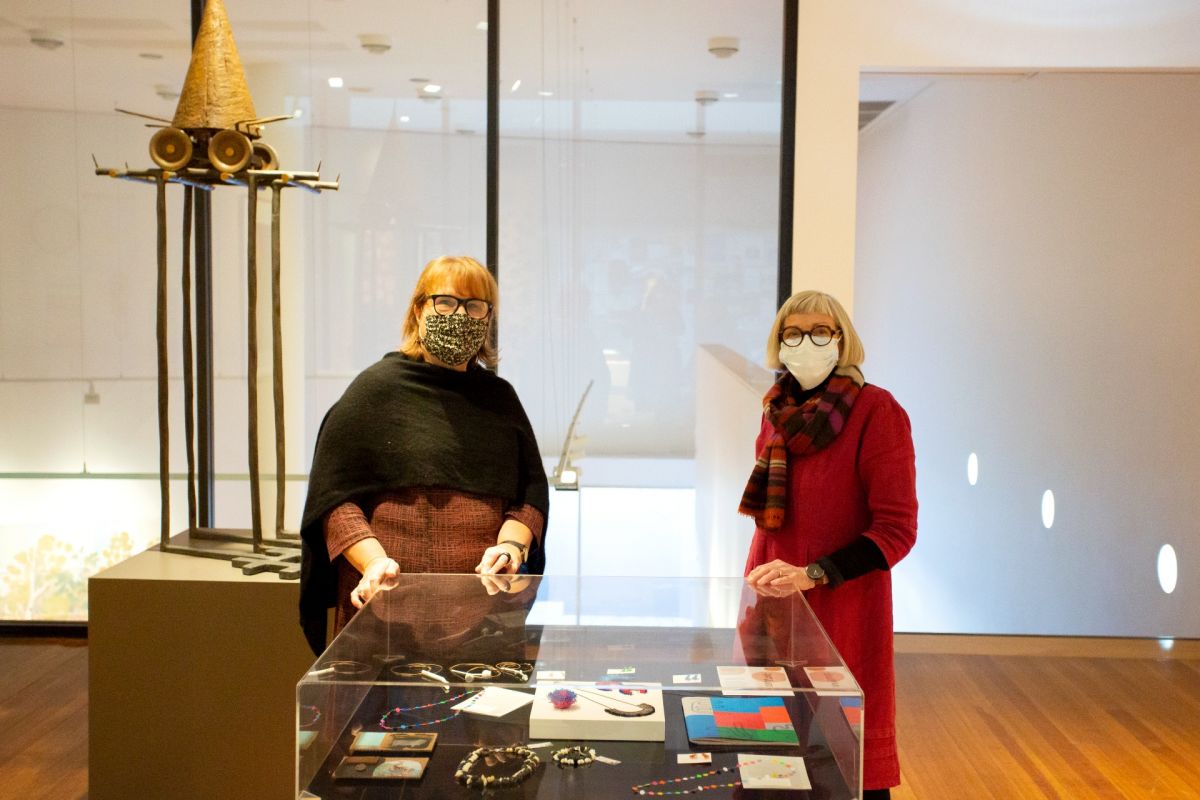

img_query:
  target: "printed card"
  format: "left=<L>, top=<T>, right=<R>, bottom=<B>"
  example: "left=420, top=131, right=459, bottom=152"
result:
left=678, top=752, right=712, bottom=765
left=452, top=686, right=534, bottom=717
left=803, top=666, right=860, bottom=696
left=738, top=754, right=811, bottom=791
left=717, top=665, right=793, bottom=696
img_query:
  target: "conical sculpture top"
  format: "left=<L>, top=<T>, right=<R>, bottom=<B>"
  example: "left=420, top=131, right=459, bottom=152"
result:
left=172, top=0, right=257, bottom=130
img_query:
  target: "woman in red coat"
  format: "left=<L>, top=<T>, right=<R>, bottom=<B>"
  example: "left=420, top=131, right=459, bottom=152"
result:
left=741, top=290, right=917, bottom=800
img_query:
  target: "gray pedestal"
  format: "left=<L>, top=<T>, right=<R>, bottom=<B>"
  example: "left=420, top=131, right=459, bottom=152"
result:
left=89, top=548, right=314, bottom=800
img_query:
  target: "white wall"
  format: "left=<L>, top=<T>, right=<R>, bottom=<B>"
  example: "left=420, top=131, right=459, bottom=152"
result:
left=694, top=345, right=772, bottom=578
left=790, top=1, right=1200, bottom=309
left=856, top=73, right=1200, bottom=636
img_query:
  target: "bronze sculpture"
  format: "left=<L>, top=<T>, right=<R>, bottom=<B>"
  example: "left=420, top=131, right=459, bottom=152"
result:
left=93, top=0, right=339, bottom=579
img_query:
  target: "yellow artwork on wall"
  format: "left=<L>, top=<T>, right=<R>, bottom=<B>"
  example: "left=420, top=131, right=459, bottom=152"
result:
left=0, top=532, right=135, bottom=620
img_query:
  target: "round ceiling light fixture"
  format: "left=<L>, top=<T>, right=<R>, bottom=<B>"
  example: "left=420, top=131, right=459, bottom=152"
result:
left=30, top=29, right=66, bottom=50
left=359, top=33, right=391, bottom=54
left=708, top=36, right=739, bottom=58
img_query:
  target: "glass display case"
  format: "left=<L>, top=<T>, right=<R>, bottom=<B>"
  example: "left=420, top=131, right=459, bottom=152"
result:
left=297, top=574, right=863, bottom=798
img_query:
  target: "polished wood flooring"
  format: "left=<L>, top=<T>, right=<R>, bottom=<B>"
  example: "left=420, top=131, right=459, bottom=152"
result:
left=0, top=637, right=89, bottom=800
left=0, top=634, right=1197, bottom=799
left=891, top=636, right=1200, bottom=799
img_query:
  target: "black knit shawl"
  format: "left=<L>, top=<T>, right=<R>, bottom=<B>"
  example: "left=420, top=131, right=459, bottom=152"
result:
left=298, top=352, right=549, bottom=655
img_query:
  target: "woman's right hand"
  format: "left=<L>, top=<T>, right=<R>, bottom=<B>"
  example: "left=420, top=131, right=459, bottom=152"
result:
left=351, top=556, right=400, bottom=609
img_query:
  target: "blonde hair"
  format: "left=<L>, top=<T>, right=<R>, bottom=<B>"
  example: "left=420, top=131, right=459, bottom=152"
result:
left=399, top=255, right=499, bottom=368
left=765, top=290, right=865, bottom=370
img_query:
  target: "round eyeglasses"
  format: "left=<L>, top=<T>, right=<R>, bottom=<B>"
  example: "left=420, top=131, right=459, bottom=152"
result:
left=428, top=294, right=492, bottom=320
left=780, top=325, right=839, bottom=348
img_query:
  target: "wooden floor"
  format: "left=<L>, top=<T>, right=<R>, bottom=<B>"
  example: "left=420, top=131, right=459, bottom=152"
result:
left=0, top=635, right=1197, bottom=799
left=891, top=636, right=1200, bottom=800
left=0, top=637, right=89, bottom=800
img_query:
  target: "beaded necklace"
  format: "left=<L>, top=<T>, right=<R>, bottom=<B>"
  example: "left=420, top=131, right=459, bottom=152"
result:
left=299, top=704, right=322, bottom=727
left=574, top=687, right=656, bottom=718
left=630, top=758, right=796, bottom=796
left=455, top=744, right=541, bottom=791
left=378, top=690, right=478, bottom=730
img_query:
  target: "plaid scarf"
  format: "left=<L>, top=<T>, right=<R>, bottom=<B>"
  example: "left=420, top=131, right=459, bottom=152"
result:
left=738, top=367, right=864, bottom=530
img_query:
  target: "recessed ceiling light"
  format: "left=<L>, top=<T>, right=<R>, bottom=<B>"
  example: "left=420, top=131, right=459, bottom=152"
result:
left=722, top=92, right=738, bottom=99
left=538, top=90, right=553, bottom=97
left=139, top=52, right=163, bottom=60
left=29, top=29, right=65, bottom=50
left=358, top=33, right=391, bottom=54
left=327, top=76, right=344, bottom=88
left=423, top=83, right=442, bottom=93
left=476, top=21, right=488, bottom=31
left=510, top=79, right=521, bottom=92
left=399, top=115, right=410, bottom=122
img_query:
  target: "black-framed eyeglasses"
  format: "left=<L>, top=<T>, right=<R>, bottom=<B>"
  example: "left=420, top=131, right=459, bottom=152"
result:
left=780, top=325, right=839, bottom=348
left=428, top=294, right=493, bottom=320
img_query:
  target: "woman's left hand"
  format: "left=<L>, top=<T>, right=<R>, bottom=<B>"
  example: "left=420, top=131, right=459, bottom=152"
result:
left=475, top=542, right=522, bottom=576
left=746, top=558, right=817, bottom=593
left=477, top=572, right=533, bottom=595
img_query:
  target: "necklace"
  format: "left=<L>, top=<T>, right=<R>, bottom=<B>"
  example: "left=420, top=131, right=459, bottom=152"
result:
left=378, top=690, right=478, bottom=730
left=552, top=745, right=596, bottom=768
left=495, top=661, right=533, bottom=682
left=306, top=659, right=372, bottom=679
left=388, top=661, right=442, bottom=678
left=631, top=758, right=796, bottom=796
left=455, top=744, right=541, bottom=791
left=450, top=662, right=496, bottom=682
left=299, top=704, right=322, bottom=727
left=573, top=687, right=655, bottom=718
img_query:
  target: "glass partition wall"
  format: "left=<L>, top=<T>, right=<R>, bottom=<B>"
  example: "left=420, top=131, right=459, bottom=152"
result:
left=0, top=0, right=785, bottom=621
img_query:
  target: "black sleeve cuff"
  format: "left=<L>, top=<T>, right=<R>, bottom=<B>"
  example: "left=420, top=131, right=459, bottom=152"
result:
left=820, top=536, right=888, bottom=587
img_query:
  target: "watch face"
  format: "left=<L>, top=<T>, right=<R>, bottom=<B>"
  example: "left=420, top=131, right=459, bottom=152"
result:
left=806, top=564, right=824, bottom=580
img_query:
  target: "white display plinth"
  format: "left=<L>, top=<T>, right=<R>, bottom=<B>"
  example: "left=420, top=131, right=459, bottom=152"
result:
left=528, top=682, right=666, bottom=742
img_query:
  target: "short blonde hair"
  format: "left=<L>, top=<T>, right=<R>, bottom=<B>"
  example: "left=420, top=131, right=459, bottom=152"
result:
left=399, top=255, right=499, bottom=368
left=765, top=290, right=865, bottom=370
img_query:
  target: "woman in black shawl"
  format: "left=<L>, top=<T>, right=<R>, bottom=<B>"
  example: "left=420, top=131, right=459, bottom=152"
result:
left=299, top=256, right=549, bottom=655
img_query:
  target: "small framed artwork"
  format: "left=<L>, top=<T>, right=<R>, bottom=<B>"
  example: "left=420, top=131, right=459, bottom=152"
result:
left=333, top=756, right=429, bottom=780
left=349, top=731, right=438, bottom=754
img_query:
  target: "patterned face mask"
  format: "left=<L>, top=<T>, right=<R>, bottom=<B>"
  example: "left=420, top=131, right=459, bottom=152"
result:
left=421, top=312, right=489, bottom=366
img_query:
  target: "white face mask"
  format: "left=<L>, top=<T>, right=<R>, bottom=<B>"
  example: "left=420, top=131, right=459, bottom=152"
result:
left=779, top=339, right=839, bottom=390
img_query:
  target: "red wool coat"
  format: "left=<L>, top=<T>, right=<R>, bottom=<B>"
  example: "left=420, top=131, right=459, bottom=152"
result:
left=744, top=383, right=918, bottom=790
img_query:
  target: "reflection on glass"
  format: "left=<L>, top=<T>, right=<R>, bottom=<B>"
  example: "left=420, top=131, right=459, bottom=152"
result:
left=499, top=1, right=783, bottom=462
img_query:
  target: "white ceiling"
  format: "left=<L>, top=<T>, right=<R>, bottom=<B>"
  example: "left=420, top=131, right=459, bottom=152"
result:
left=0, top=0, right=786, bottom=144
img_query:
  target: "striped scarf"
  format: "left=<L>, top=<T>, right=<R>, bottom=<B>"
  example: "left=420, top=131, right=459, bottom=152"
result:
left=738, top=367, right=864, bottom=530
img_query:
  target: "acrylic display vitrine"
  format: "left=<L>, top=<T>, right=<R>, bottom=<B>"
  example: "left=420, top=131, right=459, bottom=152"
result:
left=297, top=574, right=863, bottom=799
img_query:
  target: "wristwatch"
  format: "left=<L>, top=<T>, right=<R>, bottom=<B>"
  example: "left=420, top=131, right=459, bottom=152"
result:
left=497, top=539, right=529, bottom=560
left=805, top=562, right=827, bottom=585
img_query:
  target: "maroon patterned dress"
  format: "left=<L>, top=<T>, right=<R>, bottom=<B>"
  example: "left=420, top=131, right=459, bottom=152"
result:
left=324, top=487, right=545, bottom=635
